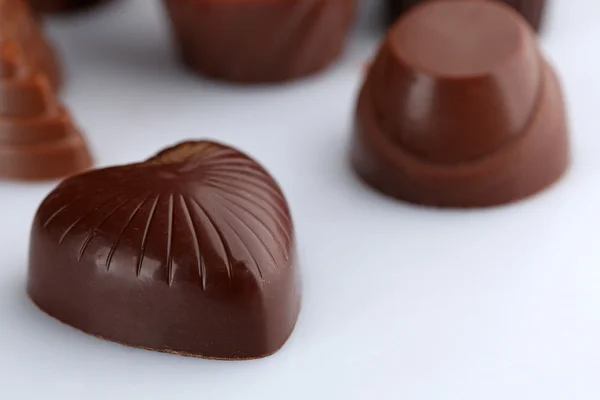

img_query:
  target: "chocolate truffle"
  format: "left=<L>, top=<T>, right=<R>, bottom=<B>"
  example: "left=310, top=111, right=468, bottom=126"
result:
left=0, top=42, right=92, bottom=181
left=0, top=0, right=62, bottom=91
left=162, top=0, right=357, bottom=83
left=351, top=0, right=570, bottom=208
left=28, top=0, right=114, bottom=13
left=387, top=0, right=547, bottom=32
left=28, top=141, right=300, bottom=360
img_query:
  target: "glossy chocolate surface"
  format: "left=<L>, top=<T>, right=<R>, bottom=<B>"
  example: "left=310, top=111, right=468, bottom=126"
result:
left=386, top=0, right=547, bottom=32
left=351, top=0, right=570, bottom=208
left=0, top=0, right=61, bottom=90
left=0, top=43, right=92, bottom=181
left=28, top=0, right=114, bottom=13
left=162, top=0, right=357, bottom=83
left=28, top=141, right=300, bottom=360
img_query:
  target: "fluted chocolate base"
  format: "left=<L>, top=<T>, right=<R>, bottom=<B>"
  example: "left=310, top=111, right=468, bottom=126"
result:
left=0, top=43, right=92, bottom=181
left=0, top=0, right=62, bottom=91
left=163, top=0, right=357, bottom=84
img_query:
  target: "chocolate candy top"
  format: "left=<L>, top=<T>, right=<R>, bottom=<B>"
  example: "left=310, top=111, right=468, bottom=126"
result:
left=386, top=0, right=547, bottom=32
left=375, top=0, right=540, bottom=164
left=351, top=0, right=570, bottom=208
left=28, top=141, right=300, bottom=360
left=0, top=42, right=92, bottom=181
left=0, top=0, right=61, bottom=90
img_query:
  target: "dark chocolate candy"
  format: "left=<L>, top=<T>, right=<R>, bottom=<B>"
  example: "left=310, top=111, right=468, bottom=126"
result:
left=351, top=0, right=570, bottom=208
left=28, top=0, right=114, bottom=13
left=162, top=0, right=357, bottom=83
left=28, top=141, right=300, bottom=360
left=386, top=0, right=547, bottom=32
left=0, top=0, right=62, bottom=91
left=0, top=42, right=92, bottom=181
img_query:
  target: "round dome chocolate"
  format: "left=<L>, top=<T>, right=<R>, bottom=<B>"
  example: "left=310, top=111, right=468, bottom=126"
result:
left=28, top=141, right=300, bottom=360
left=351, top=0, right=570, bottom=208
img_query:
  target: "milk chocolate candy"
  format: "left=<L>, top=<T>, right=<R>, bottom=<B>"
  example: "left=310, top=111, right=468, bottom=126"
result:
left=28, top=141, right=300, bottom=360
left=28, top=0, right=114, bottom=13
left=386, top=0, right=547, bottom=32
left=162, top=0, right=357, bottom=83
left=0, top=42, right=92, bottom=181
left=0, top=0, right=61, bottom=91
left=351, top=0, right=570, bottom=208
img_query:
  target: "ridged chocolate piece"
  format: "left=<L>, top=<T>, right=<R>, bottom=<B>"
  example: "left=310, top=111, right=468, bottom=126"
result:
left=386, top=0, right=547, bottom=31
left=28, top=0, right=115, bottom=13
left=351, top=0, right=570, bottom=208
left=162, top=0, right=357, bottom=83
left=28, top=141, right=300, bottom=360
left=0, top=0, right=61, bottom=90
left=0, top=42, right=93, bottom=181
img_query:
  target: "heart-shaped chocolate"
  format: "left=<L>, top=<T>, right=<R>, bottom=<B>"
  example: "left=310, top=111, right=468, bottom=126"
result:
left=28, top=140, right=301, bottom=360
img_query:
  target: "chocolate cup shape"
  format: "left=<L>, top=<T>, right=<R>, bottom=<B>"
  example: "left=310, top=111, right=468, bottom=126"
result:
left=162, top=0, right=357, bottom=83
left=386, top=0, right=547, bottom=32
left=0, top=0, right=62, bottom=91
left=28, top=0, right=115, bottom=13
left=28, top=141, right=301, bottom=360
left=351, top=0, right=570, bottom=208
left=0, top=43, right=92, bottom=181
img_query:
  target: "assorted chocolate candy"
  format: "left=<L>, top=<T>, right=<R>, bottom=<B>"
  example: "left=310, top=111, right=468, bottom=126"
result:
left=28, top=141, right=300, bottom=360
left=0, top=0, right=572, bottom=359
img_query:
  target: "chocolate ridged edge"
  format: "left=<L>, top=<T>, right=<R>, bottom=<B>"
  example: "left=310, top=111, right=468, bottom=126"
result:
left=0, top=42, right=92, bottom=181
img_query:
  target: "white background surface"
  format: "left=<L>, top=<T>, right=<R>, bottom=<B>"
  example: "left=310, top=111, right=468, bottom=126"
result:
left=1, top=0, right=600, bottom=398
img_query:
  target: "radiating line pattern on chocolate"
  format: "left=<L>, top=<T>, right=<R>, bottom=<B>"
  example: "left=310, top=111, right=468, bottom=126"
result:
left=36, top=141, right=294, bottom=288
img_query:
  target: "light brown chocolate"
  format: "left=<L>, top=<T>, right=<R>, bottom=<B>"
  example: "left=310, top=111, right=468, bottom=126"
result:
left=0, top=42, right=92, bottom=181
left=0, top=0, right=62, bottom=91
